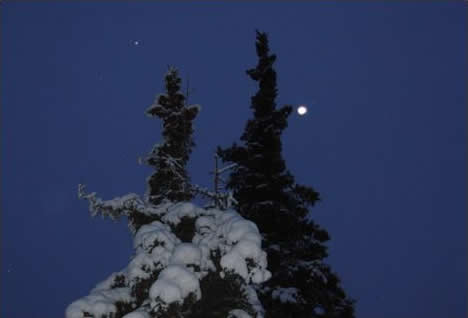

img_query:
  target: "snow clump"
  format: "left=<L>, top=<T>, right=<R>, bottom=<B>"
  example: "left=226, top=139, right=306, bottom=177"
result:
left=271, top=287, right=300, bottom=303
left=66, top=200, right=271, bottom=318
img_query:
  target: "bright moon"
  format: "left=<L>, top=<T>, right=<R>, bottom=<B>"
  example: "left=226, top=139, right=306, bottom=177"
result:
left=297, top=105, right=308, bottom=116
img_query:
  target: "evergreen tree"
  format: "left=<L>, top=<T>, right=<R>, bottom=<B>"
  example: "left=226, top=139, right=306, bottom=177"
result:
left=218, top=31, right=355, bottom=318
left=144, top=67, right=199, bottom=206
left=67, top=68, right=272, bottom=318
left=129, top=67, right=200, bottom=233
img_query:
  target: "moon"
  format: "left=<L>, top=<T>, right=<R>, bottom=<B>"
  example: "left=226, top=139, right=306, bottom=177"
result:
left=297, top=105, right=307, bottom=116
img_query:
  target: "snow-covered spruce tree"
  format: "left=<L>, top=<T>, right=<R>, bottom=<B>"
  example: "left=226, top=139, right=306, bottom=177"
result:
left=67, top=197, right=272, bottom=318
left=131, top=67, right=199, bottom=233
left=66, top=68, right=272, bottom=318
left=144, top=67, right=198, bottom=206
left=217, top=31, right=355, bottom=318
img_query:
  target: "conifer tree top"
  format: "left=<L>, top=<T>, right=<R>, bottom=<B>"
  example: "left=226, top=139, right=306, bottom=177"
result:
left=146, top=67, right=188, bottom=119
left=144, top=67, right=199, bottom=206
left=217, top=31, right=355, bottom=318
left=246, top=31, right=280, bottom=118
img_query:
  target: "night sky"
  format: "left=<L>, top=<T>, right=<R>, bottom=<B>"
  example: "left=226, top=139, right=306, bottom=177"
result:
left=1, top=2, right=466, bottom=318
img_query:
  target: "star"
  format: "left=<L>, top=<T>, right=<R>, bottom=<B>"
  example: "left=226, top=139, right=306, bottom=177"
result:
left=133, top=40, right=140, bottom=46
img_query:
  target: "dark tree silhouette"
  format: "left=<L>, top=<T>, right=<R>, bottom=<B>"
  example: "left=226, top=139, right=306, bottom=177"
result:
left=218, top=31, right=355, bottom=318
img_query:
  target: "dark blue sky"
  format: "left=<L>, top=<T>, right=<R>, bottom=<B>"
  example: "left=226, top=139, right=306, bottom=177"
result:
left=1, top=2, right=466, bottom=318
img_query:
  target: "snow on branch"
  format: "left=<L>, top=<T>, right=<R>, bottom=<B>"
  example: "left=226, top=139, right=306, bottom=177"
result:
left=191, top=184, right=238, bottom=210
left=217, top=163, right=238, bottom=175
left=78, top=184, right=165, bottom=222
left=67, top=202, right=271, bottom=318
left=271, top=287, right=301, bottom=304
left=141, top=146, right=185, bottom=182
left=163, top=155, right=185, bottom=180
left=193, top=154, right=239, bottom=210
